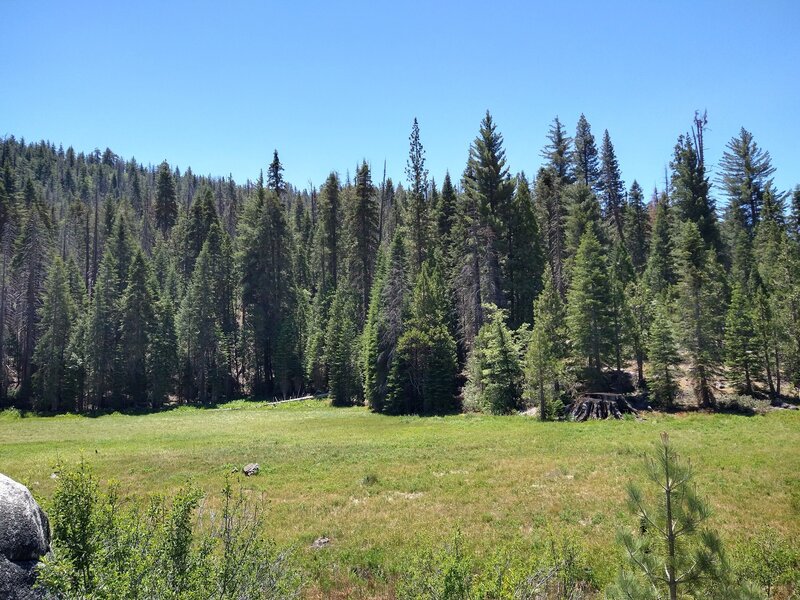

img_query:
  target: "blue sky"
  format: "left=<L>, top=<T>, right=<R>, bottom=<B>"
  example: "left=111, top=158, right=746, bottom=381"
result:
left=3, top=1, right=799, bottom=198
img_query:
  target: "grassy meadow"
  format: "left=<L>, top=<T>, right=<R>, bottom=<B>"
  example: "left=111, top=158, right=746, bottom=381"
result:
left=1, top=400, right=798, bottom=596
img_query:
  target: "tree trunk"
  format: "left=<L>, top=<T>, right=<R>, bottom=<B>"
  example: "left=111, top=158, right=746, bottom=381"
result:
left=566, top=393, right=638, bottom=421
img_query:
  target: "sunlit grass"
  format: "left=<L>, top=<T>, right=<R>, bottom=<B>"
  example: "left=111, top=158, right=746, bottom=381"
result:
left=1, top=400, right=798, bottom=594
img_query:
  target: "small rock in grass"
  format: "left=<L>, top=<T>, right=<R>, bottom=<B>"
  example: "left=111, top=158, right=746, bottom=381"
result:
left=242, top=463, right=259, bottom=476
left=311, top=536, right=330, bottom=549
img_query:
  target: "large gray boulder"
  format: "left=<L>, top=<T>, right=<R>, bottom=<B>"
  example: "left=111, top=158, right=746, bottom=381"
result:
left=0, top=473, right=50, bottom=600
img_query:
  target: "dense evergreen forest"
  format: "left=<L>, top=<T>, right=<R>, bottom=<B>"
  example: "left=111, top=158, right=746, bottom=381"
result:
left=1, top=111, right=798, bottom=416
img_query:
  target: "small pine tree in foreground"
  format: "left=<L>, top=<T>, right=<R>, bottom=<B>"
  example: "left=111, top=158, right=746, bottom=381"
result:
left=610, top=433, right=761, bottom=600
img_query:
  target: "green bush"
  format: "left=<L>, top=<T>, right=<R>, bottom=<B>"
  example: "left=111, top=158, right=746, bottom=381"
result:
left=37, top=460, right=301, bottom=599
left=397, top=531, right=597, bottom=600
left=731, top=530, right=799, bottom=598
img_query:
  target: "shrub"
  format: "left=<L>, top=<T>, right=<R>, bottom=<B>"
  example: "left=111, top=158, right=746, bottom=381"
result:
left=38, top=460, right=301, bottom=599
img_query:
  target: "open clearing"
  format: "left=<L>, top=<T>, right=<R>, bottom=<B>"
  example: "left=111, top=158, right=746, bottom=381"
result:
left=1, top=400, right=798, bottom=592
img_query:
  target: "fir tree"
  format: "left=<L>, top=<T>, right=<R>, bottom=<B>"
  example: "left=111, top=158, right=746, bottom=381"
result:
left=564, top=183, right=604, bottom=263
left=572, top=114, right=601, bottom=193
left=462, top=111, right=515, bottom=309
left=325, top=285, right=360, bottom=406
left=525, top=269, right=565, bottom=420
left=33, top=257, right=75, bottom=412
left=347, top=160, right=379, bottom=326
left=505, top=174, right=544, bottom=328
left=534, top=167, right=567, bottom=297
left=183, top=186, right=219, bottom=276
left=647, top=298, right=680, bottom=408
left=623, top=180, right=650, bottom=275
left=540, top=116, right=573, bottom=183
left=362, top=248, right=388, bottom=411
left=724, top=283, right=757, bottom=395
left=643, top=192, right=675, bottom=297
left=318, top=172, right=341, bottom=293
left=719, top=128, right=776, bottom=233
left=566, top=231, right=612, bottom=373
left=118, top=250, right=154, bottom=407
left=675, top=222, right=725, bottom=407
left=237, top=184, right=296, bottom=397
left=155, top=160, right=178, bottom=234
left=12, top=197, right=52, bottom=403
left=404, top=118, right=429, bottom=273
left=85, top=253, right=120, bottom=410
left=176, top=223, right=234, bottom=404
left=434, top=171, right=457, bottom=249
left=609, top=243, right=634, bottom=371
left=465, top=306, right=524, bottom=414
left=385, top=261, right=457, bottom=415
left=148, top=296, right=177, bottom=409
left=671, top=132, right=721, bottom=252
left=267, top=149, right=285, bottom=196
left=599, top=129, right=626, bottom=241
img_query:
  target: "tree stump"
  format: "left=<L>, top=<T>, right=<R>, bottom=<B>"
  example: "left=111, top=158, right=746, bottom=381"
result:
left=566, top=393, right=639, bottom=421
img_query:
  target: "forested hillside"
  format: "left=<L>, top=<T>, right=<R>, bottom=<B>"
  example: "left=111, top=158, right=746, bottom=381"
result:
left=1, top=111, right=797, bottom=415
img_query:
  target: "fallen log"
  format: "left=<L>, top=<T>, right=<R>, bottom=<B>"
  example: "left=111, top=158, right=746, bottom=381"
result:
left=566, top=393, right=639, bottom=421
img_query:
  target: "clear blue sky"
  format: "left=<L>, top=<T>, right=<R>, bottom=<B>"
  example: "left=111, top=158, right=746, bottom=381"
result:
left=3, top=1, right=799, bottom=197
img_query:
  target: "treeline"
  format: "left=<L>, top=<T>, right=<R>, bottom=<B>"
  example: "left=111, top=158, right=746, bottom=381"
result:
left=1, top=111, right=798, bottom=414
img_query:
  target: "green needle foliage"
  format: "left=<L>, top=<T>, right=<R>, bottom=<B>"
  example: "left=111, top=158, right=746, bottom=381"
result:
left=611, top=433, right=761, bottom=600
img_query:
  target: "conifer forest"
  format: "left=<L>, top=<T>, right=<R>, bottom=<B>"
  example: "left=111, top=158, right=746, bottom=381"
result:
left=1, top=111, right=798, bottom=417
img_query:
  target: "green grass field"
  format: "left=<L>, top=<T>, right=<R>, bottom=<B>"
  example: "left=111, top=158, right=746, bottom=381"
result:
left=1, top=400, right=798, bottom=596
